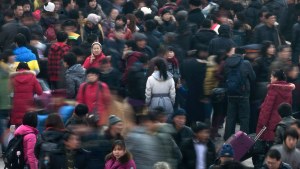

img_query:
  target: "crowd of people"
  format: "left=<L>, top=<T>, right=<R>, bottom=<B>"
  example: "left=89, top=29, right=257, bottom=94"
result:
left=1, top=0, right=300, bottom=168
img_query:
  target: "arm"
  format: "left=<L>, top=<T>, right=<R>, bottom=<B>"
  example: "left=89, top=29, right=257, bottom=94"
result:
left=169, top=78, right=176, bottom=104
left=145, top=77, right=152, bottom=105
left=76, top=83, right=85, bottom=104
left=66, top=75, right=76, bottom=99
left=82, top=57, right=91, bottom=69
left=274, top=125, right=284, bottom=145
left=24, top=134, right=38, bottom=169
left=34, top=78, right=43, bottom=95
left=245, top=61, right=256, bottom=82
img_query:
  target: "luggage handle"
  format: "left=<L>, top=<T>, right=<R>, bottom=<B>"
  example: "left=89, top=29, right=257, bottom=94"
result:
left=254, top=126, right=267, bottom=141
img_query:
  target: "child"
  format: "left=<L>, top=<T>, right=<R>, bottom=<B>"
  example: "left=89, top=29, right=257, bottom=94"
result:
left=105, top=140, right=136, bottom=169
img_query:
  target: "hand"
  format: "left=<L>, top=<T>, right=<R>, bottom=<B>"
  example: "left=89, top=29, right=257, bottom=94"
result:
left=90, top=54, right=95, bottom=63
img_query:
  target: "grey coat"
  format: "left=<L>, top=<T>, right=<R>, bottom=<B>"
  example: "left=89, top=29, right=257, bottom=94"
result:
left=272, top=144, right=300, bottom=169
left=274, top=116, right=296, bottom=145
left=65, top=64, right=85, bottom=99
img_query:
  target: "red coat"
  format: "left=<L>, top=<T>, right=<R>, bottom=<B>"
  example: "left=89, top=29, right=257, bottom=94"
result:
left=256, top=81, right=295, bottom=141
left=76, top=81, right=111, bottom=126
left=83, top=52, right=106, bottom=69
left=10, top=70, right=43, bottom=125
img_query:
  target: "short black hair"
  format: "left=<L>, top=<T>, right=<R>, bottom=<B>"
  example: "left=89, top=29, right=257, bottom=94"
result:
left=62, top=0, right=73, bottom=8
left=189, top=0, right=201, bottom=6
left=71, top=47, right=85, bottom=56
left=266, top=149, right=281, bottom=161
left=259, top=9, right=269, bottom=18
left=278, top=103, right=292, bottom=118
left=11, top=2, right=23, bottom=10
left=4, top=9, right=14, bottom=18
left=56, top=31, right=68, bottom=42
left=75, top=104, right=88, bottom=117
left=265, top=12, right=275, bottom=19
left=1, top=49, right=14, bottom=63
left=63, top=131, right=76, bottom=141
left=16, top=62, right=30, bottom=70
left=278, top=45, right=291, bottom=52
left=86, top=67, right=100, bottom=76
left=191, top=121, right=210, bottom=133
left=201, top=18, right=211, bottom=28
left=68, top=9, right=79, bottom=20
left=62, top=19, right=78, bottom=28
left=116, top=14, right=127, bottom=24
left=284, top=128, right=299, bottom=141
left=15, top=33, right=27, bottom=47
left=21, top=11, right=33, bottom=19
left=23, top=112, right=38, bottom=128
left=144, top=19, right=157, bottom=32
left=63, top=53, right=77, bottom=67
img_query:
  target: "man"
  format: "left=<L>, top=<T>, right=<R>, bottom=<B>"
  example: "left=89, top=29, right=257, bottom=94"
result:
left=290, top=120, right=300, bottom=149
left=188, top=0, right=205, bottom=28
left=60, top=0, right=77, bottom=19
left=180, top=121, right=216, bottom=169
left=20, top=11, right=43, bottom=39
left=12, top=2, right=24, bottom=21
left=253, top=12, right=284, bottom=48
left=99, top=58, right=121, bottom=93
left=132, top=32, right=154, bottom=58
left=272, top=128, right=300, bottom=169
left=105, top=115, right=124, bottom=140
left=223, top=47, right=256, bottom=140
left=65, top=104, right=89, bottom=128
left=209, top=144, right=235, bottom=169
left=270, top=45, right=292, bottom=74
left=262, top=149, right=292, bottom=169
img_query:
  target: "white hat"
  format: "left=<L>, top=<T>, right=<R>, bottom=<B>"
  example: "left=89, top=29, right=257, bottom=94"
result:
left=141, top=7, right=152, bottom=15
left=44, top=2, right=55, bottom=12
left=86, top=14, right=101, bottom=25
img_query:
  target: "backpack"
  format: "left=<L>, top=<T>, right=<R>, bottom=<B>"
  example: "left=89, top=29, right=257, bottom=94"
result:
left=44, top=25, right=57, bottom=42
left=3, top=134, right=32, bottom=169
left=226, top=60, right=246, bottom=96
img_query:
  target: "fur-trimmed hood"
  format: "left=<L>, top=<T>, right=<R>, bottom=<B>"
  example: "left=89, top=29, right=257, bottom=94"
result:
left=10, top=70, right=36, bottom=84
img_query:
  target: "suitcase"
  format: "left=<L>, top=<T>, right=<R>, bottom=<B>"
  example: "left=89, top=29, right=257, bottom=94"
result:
left=225, top=126, right=266, bottom=161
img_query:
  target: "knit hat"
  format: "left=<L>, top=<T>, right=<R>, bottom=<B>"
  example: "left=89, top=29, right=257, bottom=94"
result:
left=133, top=32, right=147, bottom=41
left=172, top=108, right=186, bottom=118
left=44, top=2, right=55, bottom=12
left=219, top=144, right=234, bottom=157
left=86, top=13, right=101, bottom=25
left=109, top=115, right=122, bottom=126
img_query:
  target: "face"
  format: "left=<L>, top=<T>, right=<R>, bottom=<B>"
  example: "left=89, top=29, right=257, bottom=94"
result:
left=15, top=6, right=24, bottom=17
left=195, top=129, right=210, bottom=143
left=110, top=9, right=119, bottom=20
left=63, top=26, right=76, bottom=33
left=86, top=21, right=94, bottom=28
left=260, top=12, right=267, bottom=23
left=86, top=73, right=99, bottom=83
left=162, top=13, right=172, bottom=22
left=64, top=135, right=80, bottom=150
left=89, top=0, right=97, bottom=8
left=112, top=145, right=126, bottom=159
left=100, top=63, right=111, bottom=72
left=23, top=4, right=31, bottom=12
left=267, top=45, right=276, bottom=56
left=92, top=44, right=102, bottom=55
left=116, top=19, right=125, bottom=27
left=21, top=17, right=34, bottom=26
left=226, top=48, right=235, bottom=57
left=165, top=51, right=175, bottom=59
left=287, top=66, right=299, bottom=79
left=278, top=47, right=292, bottom=60
left=111, top=122, right=124, bottom=134
left=173, top=115, right=186, bottom=129
left=265, top=156, right=281, bottom=169
left=270, top=75, right=277, bottom=83
left=266, top=15, right=276, bottom=26
left=114, top=0, right=125, bottom=5
left=285, top=136, right=298, bottom=149
left=8, top=55, right=16, bottom=64
left=54, top=1, right=62, bottom=12
left=136, top=40, right=147, bottom=48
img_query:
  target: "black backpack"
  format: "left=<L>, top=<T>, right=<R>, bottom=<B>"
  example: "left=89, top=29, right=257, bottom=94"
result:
left=3, top=134, right=31, bottom=169
left=226, top=60, right=246, bottom=96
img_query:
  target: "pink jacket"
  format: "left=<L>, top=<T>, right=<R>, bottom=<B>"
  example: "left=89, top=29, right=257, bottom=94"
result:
left=105, top=157, right=136, bottom=169
left=14, top=125, right=38, bottom=169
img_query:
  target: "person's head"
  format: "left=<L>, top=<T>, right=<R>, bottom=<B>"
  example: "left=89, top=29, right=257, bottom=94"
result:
left=196, top=44, right=209, bottom=59
left=1, top=49, right=15, bottom=64
left=172, top=108, right=187, bottom=129
left=192, top=121, right=210, bottom=143
left=152, top=106, right=168, bottom=123
left=12, top=3, right=24, bottom=18
left=74, top=104, right=88, bottom=117
left=265, top=12, right=276, bottom=27
left=153, top=57, right=168, bottom=80
left=114, top=25, right=126, bottom=40
left=108, top=115, right=123, bottom=136
left=265, top=149, right=282, bottom=169
left=23, top=112, right=38, bottom=128
left=277, top=45, right=292, bottom=61
left=218, top=24, right=231, bottom=38
left=278, top=103, right=292, bottom=118
left=52, top=0, right=62, bottom=12
left=86, top=13, right=101, bottom=27
left=115, top=14, right=127, bottom=27
left=63, top=132, right=80, bottom=150
left=284, top=128, right=299, bottom=149
left=21, top=11, right=35, bottom=26
left=62, top=0, right=76, bottom=10
left=134, top=32, right=147, bottom=49
left=219, top=144, right=234, bottom=164
left=164, top=46, right=175, bottom=59
left=270, top=69, right=286, bottom=83
left=91, top=42, right=102, bottom=55
left=71, top=47, right=85, bottom=64
left=291, top=120, right=300, bottom=136
left=259, top=9, right=269, bottom=23
left=45, top=113, right=65, bottom=130
left=14, top=33, right=27, bottom=47
left=161, top=9, right=172, bottom=22
left=261, top=41, right=276, bottom=57
left=22, top=0, right=32, bottom=12
left=56, top=31, right=68, bottom=42
left=189, top=0, right=201, bottom=7
left=88, top=0, right=97, bottom=8
left=63, top=52, right=77, bottom=68
left=100, top=58, right=112, bottom=73
left=44, top=2, right=55, bottom=13
left=111, top=140, right=127, bottom=160
left=110, top=8, right=119, bottom=20
left=153, top=162, right=171, bottom=169
left=144, top=19, right=157, bottom=32
left=3, top=9, right=15, bottom=22
left=62, top=20, right=77, bottom=33
left=16, top=62, right=30, bottom=71
left=86, top=67, right=100, bottom=83
left=201, top=18, right=211, bottom=29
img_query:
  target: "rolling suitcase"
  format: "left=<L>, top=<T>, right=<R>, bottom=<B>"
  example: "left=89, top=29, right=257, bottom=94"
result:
left=225, top=126, right=266, bottom=161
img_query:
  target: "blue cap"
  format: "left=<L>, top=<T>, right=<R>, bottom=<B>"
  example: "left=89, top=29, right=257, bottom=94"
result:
left=219, top=144, right=234, bottom=157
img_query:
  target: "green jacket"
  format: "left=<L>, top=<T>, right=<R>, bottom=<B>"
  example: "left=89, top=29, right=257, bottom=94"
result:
left=0, top=62, right=12, bottom=109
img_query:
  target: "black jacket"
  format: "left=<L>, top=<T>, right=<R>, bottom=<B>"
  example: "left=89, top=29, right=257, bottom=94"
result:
left=171, top=125, right=194, bottom=147
left=191, top=29, right=217, bottom=49
left=244, top=0, right=262, bottom=28
left=0, top=20, right=21, bottom=52
left=292, top=21, right=300, bottom=53
left=209, top=37, right=236, bottom=55
left=180, top=138, right=216, bottom=169
left=127, top=62, right=147, bottom=100
left=253, top=24, right=283, bottom=47
left=261, top=162, right=292, bottom=169
left=253, top=56, right=275, bottom=82
left=144, top=31, right=161, bottom=55
left=188, top=8, right=205, bottom=28
left=100, top=68, right=121, bottom=91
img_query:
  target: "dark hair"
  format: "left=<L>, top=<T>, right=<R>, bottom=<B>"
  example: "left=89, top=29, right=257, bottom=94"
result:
left=23, top=112, right=38, bottom=128
left=15, top=33, right=27, bottom=47
left=68, top=9, right=79, bottom=20
left=16, top=62, right=30, bottom=71
left=71, top=47, right=85, bottom=56
left=18, top=27, right=31, bottom=43
left=11, top=2, right=22, bottom=10
left=3, top=9, right=14, bottom=18
left=191, top=121, right=210, bottom=133
left=284, top=128, right=299, bottom=141
left=75, top=104, right=88, bottom=117
left=265, top=12, right=275, bottom=19
left=116, top=14, right=127, bottom=25
left=260, top=41, right=274, bottom=57
left=62, top=0, right=72, bottom=8
left=105, top=140, right=132, bottom=164
left=221, top=160, right=246, bottom=169
left=1, top=49, right=14, bottom=63
left=271, top=69, right=287, bottom=81
left=86, top=67, right=100, bottom=76
left=291, top=120, right=300, bottom=128
left=45, top=113, right=65, bottom=130
left=154, top=58, right=168, bottom=80
left=21, top=11, right=33, bottom=19
left=144, top=19, right=157, bottom=32
left=278, top=103, right=292, bottom=118
left=62, top=19, right=77, bottom=28
left=87, top=0, right=96, bottom=2
left=278, top=45, right=291, bottom=52
left=189, top=0, right=201, bottom=6
left=63, top=53, right=77, bottom=67
left=125, top=40, right=135, bottom=48
left=86, top=33, right=98, bottom=43
left=56, top=31, right=68, bottom=42
left=63, top=131, right=76, bottom=141
left=266, top=149, right=281, bottom=161
left=259, top=9, right=269, bottom=18
left=201, top=19, right=211, bottom=29
left=22, top=0, right=32, bottom=6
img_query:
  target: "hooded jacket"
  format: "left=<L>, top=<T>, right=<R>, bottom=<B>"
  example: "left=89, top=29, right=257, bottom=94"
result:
left=10, top=70, right=42, bottom=125
left=191, top=29, right=217, bottom=49
left=15, top=125, right=39, bottom=169
left=14, top=47, right=40, bottom=74
left=65, top=64, right=85, bottom=99
left=83, top=52, right=106, bottom=69
left=256, top=81, right=295, bottom=141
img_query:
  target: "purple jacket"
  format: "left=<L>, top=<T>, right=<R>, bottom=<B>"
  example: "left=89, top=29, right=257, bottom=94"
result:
left=14, top=125, right=38, bottom=169
left=105, top=157, right=136, bottom=169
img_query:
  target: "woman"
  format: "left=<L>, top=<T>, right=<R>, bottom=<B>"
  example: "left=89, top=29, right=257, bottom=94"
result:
left=83, top=42, right=106, bottom=69
left=105, top=140, right=136, bottom=169
left=145, top=58, right=175, bottom=115
left=14, top=112, right=39, bottom=169
left=10, top=62, right=42, bottom=125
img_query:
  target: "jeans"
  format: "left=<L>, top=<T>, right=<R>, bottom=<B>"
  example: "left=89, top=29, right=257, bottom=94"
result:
left=224, top=96, right=250, bottom=140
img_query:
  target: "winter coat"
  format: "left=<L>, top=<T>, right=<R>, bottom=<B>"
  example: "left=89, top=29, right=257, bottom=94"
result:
left=83, top=24, right=104, bottom=44
left=209, top=37, right=236, bottom=55
left=171, top=125, right=194, bottom=147
left=83, top=52, right=106, bottom=69
left=14, top=47, right=40, bottom=74
left=253, top=56, right=276, bottom=82
left=105, top=156, right=136, bottom=169
left=179, top=138, right=216, bottom=169
left=127, top=62, right=147, bottom=100
left=279, top=4, right=297, bottom=41
left=261, top=162, right=292, bottom=169
left=292, top=21, right=300, bottom=54
left=100, top=68, right=121, bottom=91
left=144, top=31, right=161, bottom=55
left=158, top=20, right=177, bottom=34
left=252, top=24, right=283, bottom=47
left=274, top=116, right=296, bottom=145
left=15, top=125, right=39, bottom=169
left=65, top=64, right=85, bottom=99
left=204, top=56, right=219, bottom=96
left=272, top=144, right=300, bottom=169
left=270, top=57, right=292, bottom=75
left=0, top=62, right=12, bottom=110
left=121, top=51, right=144, bottom=85
left=0, top=20, right=21, bottom=51
left=10, top=70, right=42, bottom=125
left=188, top=8, right=205, bottom=28
left=76, top=81, right=111, bottom=126
left=47, top=42, right=71, bottom=81
left=244, top=0, right=262, bottom=28
left=190, top=29, right=217, bottom=49
left=256, top=81, right=295, bottom=141
left=145, top=70, right=176, bottom=115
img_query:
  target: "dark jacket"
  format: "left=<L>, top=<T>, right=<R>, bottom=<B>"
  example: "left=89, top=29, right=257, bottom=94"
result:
left=279, top=4, right=297, bottom=41
left=191, top=29, right=217, bottom=49
left=171, top=125, right=194, bottom=147
left=99, top=68, right=121, bottom=91
left=274, top=116, right=296, bottom=145
left=224, top=55, right=256, bottom=96
left=261, top=162, right=292, bottom=169
left=127, top=62, right=147, bottom=100
left=243, top=0, right=262, bottom=28
left=188, top=8, right=205, bottom=28
left=158, top=20, right=177, bottom=34
left=253, top=24, right=283, bottom=47
left=180, top=138, right=216, bottom=169
left=0, top=20, right=21, bottom=51
left=253, top=56, right=276, bottom=82
left=292, top=21, right=300, bottom=54
left=209, top=37, right=236, bottom=55
left=144, top=31, right=161, bottom=55
left=65, top=64, right=85, bottom=99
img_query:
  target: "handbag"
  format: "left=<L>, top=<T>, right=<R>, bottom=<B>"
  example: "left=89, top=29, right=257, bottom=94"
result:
left=211, top=88, right=227, bottom=103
